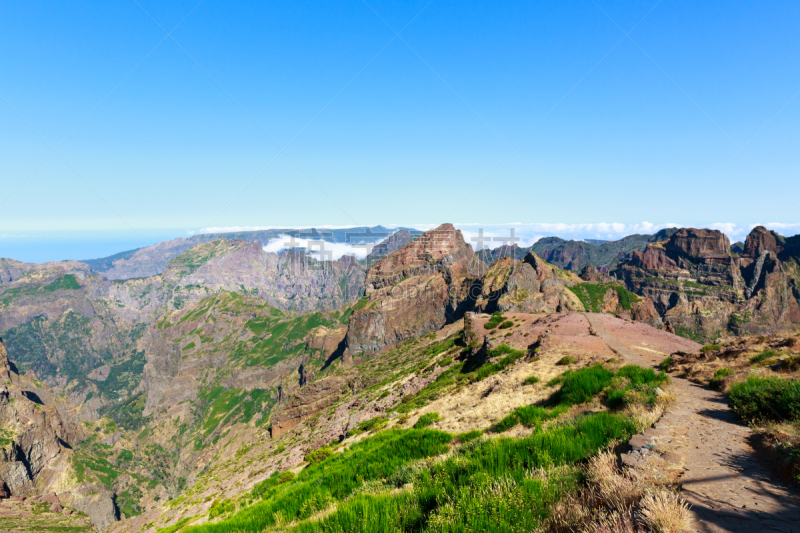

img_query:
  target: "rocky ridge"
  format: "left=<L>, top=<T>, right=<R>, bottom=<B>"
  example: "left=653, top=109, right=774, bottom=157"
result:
left=614, top=226, right=800, bottom=341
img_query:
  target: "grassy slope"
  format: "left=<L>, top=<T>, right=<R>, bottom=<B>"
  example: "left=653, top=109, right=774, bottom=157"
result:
left=172, top=363, right=667, bottom=533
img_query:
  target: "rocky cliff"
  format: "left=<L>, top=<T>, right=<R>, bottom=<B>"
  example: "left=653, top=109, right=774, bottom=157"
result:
left=346, top=224, right=486, bottom=353
left=0, top=339, right=119, bottom=530
left=614, top=226, right=800, bottom=341
left=472, top=253, right=584, bottom=313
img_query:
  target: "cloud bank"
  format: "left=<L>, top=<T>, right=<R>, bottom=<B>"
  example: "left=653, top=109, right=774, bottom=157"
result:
left=262, top=235, right=377, bottom=261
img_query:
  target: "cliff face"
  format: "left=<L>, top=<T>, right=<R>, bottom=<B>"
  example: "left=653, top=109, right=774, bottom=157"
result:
left=346, top=224, right=486, bottom=354
left=0, top=339, right=118, bottom=530
left=615, top=227, right=800, bottom=341
left=473, top=253, right=584, bottom=314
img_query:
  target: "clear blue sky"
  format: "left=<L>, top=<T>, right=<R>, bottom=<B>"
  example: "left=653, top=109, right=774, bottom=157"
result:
left=1, top=0, right=799, bottom=250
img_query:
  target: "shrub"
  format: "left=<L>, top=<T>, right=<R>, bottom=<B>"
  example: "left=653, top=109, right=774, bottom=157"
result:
left=783, top=355, right=800, bottom=372
left=712, top=368, right=734, bottom=380
left=639, top=490, right=693, bottom=533
left=484, top=312, right=506, bottom=330
left=454, top=430, right=482, bottom=443
left=414, top=412, right=441, bottom=429
left=659, top=356, right=672, bottom=370
left=556, top=356, right=578, bottom=366
left=700, top=343, right=722, bottom=353
left=499, top=321, right=514, bottom=329
left=524, top=375, right=540, bottom=385
left=605, top=366, right=669, bottom=408
left=438, top=357, right=453, bottom=367
left=357, top=416, right=388, bottom=434
left=750, top=349, right=779, bottom=364
left=305, top=446, right=334, bottom=466
left=728, top=375, right=800, bottom=423
left=550, top=365, right=614, bottom=406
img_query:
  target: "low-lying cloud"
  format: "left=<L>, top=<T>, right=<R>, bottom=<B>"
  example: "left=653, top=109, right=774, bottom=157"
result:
left=262, top=235, right=378, bottom=261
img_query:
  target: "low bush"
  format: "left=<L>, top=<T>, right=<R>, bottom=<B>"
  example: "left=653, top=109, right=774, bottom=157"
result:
left=498, top=321, right=514, bottom=329
left=750, top=349, right=779, bottom=364
left=413, top=412, right=441, bottom=429
left=712, top=368, right=734, bottom=380
left=492, top=404, right=567, bottom=433
left=605, top=366, right=669, bottom=408
left=550, top=365, right=614, bottom=406
left=783, top=355, right=800, bottom=372
left=556, top=356, right=578, bottom=366
left=524, top=375, right=540, bottom=385
left=305, top=446, right=334, bottom=466
left=700, top=343, right=722, bottom=353
left=728, top=375, right=800, bottom=423
left=484, top=312, right=506, bottom=330
left=659, top=356, right=672, bottom=370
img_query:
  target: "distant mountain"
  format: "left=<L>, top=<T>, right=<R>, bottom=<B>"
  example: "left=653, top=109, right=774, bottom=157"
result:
left=81, top=226, right=397, bottom=280
left=476, top=228, right=679, bottom=272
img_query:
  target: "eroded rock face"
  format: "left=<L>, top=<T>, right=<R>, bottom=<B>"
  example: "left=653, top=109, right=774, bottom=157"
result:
left=270, top=377, right=347, bottom=438
left=474, top=253, right=583, bottom=314
left=615, top=227, right=800, bottom=340
left=59, top=483, right=118, bottom=531
left=742, top=226, right=785, bottom=259
left=0, top=339, right=83, bottom=510
left=666, top=228, right=731, bottom=261
left=346, top=224, right=486, bottom=353
left=304, top=326, right=347, bottom=359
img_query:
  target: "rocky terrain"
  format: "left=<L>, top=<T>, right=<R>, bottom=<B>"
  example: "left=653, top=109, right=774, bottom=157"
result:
left=84, top=226, right=397, bottom=280
left=475, top=228, right=678, bottom=272
left=1, top=223, right=799, bottom=532
left=614, top=226, right=800, bottom=342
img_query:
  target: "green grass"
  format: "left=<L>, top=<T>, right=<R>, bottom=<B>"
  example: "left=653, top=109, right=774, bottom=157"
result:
left=305, top=446, right=334, bottom=465
left=42, top=274, right=81, bottom=292
left=413, top=412, right=441, bottom=429
left=549, top=365, right=613, bottom=405
left=567, top=282, right=640, bottom=313
left=395, top=344, right=525, bottom=414
left=492, top=404, right=567, bottom=433
left=728, top=375, right=800, bottom=423
left=484, top=312, right=506, bottom=330
left=185, top=410, right=635, bottom=533
left=713, top=368, right=734, bottom=379
left=749, top=349, right=779, bottom=364
left=186, top=429, right=452, bottom=533
left=524, top=375, right=540, bottom=385
left=701, top=343, right=722, bottom=353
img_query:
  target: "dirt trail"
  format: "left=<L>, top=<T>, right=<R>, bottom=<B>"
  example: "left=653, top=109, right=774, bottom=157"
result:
left=584, top=313, right=800, bottom=532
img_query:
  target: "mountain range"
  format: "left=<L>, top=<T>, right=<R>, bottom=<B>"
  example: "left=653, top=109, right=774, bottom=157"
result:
left=0, top=223, right=798, bottom=531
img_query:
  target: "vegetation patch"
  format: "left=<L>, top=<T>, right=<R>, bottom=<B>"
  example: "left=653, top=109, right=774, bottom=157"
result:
left=728, top=375, right=800, bottom=423
left=567, top=282, right=640, bottom=313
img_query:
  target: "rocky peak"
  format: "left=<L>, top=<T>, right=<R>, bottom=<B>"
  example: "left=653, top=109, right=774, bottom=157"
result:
left=743, top=226, right=785, bottom=259
left=346, top=224, right=486, bottom=353
left=364, top=223, right=474, bottom=290
left=366, top=230, right=415, bottom=263
left=665, top=228, right=731, bottom=261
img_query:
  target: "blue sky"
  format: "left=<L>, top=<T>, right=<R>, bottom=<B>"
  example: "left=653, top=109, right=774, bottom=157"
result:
left=1, top=0, right=799, bottom=260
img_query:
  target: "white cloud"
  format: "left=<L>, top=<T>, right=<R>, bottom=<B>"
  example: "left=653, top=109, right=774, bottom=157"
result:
left=262, top=235, right=376, bottom=261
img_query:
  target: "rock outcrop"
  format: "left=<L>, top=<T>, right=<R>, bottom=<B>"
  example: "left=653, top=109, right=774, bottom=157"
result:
left=473, top=253, right=584, bottom=314
left=346, top=224, right=486, bottom=353
left=615, top=227, right=800, bottom=340
left=269, top=377, right=347, bottom=438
